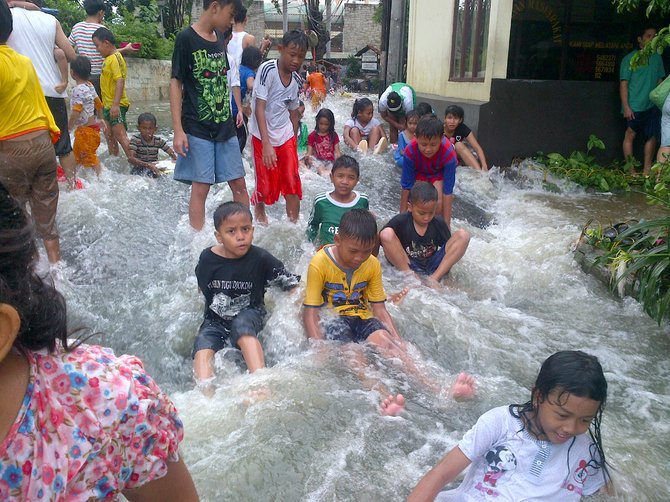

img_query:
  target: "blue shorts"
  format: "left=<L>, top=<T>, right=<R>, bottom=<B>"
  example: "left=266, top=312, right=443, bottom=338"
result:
left=409, top=245, right=447, bottom=275
left=192, top=307, right=265, bottom=357
left=174, top=134, right=245, bottom=185
left=626, top=107, right=661, bottom=142
left=323, top=315, right=388, bottom=343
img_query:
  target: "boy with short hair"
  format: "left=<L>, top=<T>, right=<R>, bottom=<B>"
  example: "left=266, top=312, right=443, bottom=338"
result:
left=92, top=27, right=133, bottom=161
left=443, top=104, right=488, bottom=171
left=194, top=201, right=300, bottom=392
left=129, top=112, right=177, bottom=178
left=303, top=209, right=475, bottom=415
left=170, top=0, right=249, bottom=231
left=68, top=55, right=103, bottom=176
left=307, top=155, right=369, bottom=247
left=401, top=115, right=458, bottom=227
left=380, top=182, right=470, bottom=288
left=249, top=30, right=309, bottom=224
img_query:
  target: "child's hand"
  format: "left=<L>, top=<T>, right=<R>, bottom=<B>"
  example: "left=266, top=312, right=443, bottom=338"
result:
left=110, top=105, right=120, bottom=119
left=236, top=111, right=244, bottom=128
left=173, top=130, right=189, bottom=156
left=262, top=141, right=277, bottom=169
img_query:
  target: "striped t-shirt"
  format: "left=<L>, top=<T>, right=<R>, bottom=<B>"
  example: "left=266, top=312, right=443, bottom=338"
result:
left=68, top=21, right=104, bottom=75
left=401, top=138, right=458, bottom=195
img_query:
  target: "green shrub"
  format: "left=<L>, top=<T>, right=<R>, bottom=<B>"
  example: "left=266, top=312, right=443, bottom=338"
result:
left=109, top=10, right=174, bottom=60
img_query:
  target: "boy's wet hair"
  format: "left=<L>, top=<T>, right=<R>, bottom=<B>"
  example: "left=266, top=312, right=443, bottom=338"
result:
left=233, top=4, right=247, bottom=23
left=137, top=112, right=157, bottom=127
left=338, top=209, right=377, bottom=244
left=415, top=115, right=444, bottom=139
left=281, top=30, right=309, bottom=51
left=351, top=97, right=373, bottom=119
left=71, top=56, right=92, bottom=80
left=409, top=181, right=438, bottom=204
left=415, top=102, right=434, bottom=117
left=213, top=201, right=252, bottom=230
left=92, top=26, right=115, bottom=45
left=83, top=0, right=105, bottom=16
left=241, top=46, right=262, bottom=70
left=0, top=0, right=13, bottom=44
left=203, top=0, right=241, bottom=12
left=331, top=155, right=359, bottom=177
left=405, top=109, right=420, bottom=122
left=445, top=104, right=465, bottom=120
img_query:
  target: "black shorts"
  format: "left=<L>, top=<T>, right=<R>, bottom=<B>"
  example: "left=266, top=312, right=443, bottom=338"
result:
left=236, top=115, right=248, bottom=153
left=323, top=315, right=388, bottom=343
left=192, top=307, right=265, bottom=357
left=626, top=106, right=661, bottom=142
left=89, top=74, right=102, bottom=99
left=45, top=96, right=72, bottom=156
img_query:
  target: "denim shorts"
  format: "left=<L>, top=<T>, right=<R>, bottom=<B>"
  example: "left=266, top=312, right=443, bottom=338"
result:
left=409, top=245, right=447, bottom=275
left=192, top=307, right=265, bottom=357
left=174, top=134, right=244, bottom=185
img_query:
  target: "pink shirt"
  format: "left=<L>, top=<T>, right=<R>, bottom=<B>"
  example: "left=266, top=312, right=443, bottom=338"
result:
left=0, top=344, right=183, bottom=500
left=307, top=131, right=339, bottom=161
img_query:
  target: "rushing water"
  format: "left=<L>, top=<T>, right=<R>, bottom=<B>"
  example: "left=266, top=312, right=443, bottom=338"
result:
left=49, top=96, right=669, bottom=501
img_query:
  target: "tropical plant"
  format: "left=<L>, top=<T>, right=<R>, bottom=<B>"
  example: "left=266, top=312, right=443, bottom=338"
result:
left=44, top=0, right=84, bottom=34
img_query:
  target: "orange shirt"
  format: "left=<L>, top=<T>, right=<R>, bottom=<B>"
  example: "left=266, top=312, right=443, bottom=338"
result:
left=0, top=45, right=60, bottom=142
left=307, top=72, right=327, bottom=93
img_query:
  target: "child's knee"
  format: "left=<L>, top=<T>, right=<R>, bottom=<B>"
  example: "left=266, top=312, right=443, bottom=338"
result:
left=379, top=227, right=397, bottom=245
left=453, top=228, right=471, bottom=245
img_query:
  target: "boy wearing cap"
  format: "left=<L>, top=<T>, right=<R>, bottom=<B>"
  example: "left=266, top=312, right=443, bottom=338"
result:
left=378, top=82, right=416, bottom=143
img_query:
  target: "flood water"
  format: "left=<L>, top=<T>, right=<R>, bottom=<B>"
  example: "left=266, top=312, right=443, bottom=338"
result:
left=50, top=95, right=669, bottom=501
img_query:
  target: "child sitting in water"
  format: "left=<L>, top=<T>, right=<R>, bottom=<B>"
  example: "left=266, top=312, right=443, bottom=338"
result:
left=444, top=104, right=488, bottom=171
left=129, top=112, right=177, bottom=178
left=401, top=115, right=459, bottom=227
left=193, top=202, right=300, bottom=394
left=380, top=182, right=470, bottom=288
left=306, top=155, right=368, bottom=247
left=408, top=350, right=612, bottom=501
left=0, top=182, right=198, bottom=500
left=303, top=209, right=475, bottom=416
left=68, top=55, right=104, bottom=176
left=305, top=108, right=341, bottom=176
left=343, top=97, right=388, bottom=155
left=394, top=109, right=419, bottom=169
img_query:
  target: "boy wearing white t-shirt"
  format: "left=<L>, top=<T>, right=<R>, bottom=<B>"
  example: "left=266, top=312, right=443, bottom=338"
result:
left=248, top=30, right=308, bottom=224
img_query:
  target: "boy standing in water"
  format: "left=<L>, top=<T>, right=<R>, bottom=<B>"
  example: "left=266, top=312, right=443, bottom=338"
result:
left=303, top=209, right=475, bottom=415
left=194, top=202, right=300, bottom=393
left=249, top=30, right=308, bottom=224
left=170, top=0, right=249, bottom=231
left=380, top=182, right=470, bottom=288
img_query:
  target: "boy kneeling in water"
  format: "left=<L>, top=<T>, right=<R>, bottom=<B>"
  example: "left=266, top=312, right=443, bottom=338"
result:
left=193, top=202, right=300, bottom=394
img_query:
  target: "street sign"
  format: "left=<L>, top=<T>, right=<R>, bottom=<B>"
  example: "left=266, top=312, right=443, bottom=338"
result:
left=362, top=62, right=378, bottom=71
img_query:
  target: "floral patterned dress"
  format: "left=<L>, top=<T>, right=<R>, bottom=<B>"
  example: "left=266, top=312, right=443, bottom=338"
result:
left=0, top=344, right=184, bottom=500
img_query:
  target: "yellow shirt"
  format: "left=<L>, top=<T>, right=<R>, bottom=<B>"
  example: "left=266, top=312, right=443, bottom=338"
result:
left=100, top=52, right=130, bottom=109
left=0, top=45, right=59, bottom=142
left=303, top=245, right=387, bottom=319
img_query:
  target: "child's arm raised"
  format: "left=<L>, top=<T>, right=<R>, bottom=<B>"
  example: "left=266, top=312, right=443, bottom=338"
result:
left=406, top=446, right=471, bottom=502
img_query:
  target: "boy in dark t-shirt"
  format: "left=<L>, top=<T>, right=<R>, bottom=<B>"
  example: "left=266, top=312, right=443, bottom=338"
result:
left=170, top=0, right=249, bottom=231
left=193, top=202, right=299, bottom=393
left=380, top=182, right=470, bottom=288
left=444, top=104, right=488, bottom=171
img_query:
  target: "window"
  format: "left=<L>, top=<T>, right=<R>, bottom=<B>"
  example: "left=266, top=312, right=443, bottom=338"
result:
left=451, top=0, right=491, bottom=81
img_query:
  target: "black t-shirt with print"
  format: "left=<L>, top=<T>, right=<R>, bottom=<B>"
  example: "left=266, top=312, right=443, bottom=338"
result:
left=450, top=123, right=472, bottom=143
left=195, top=246, right=300, bottom=322
left=171, top=26, right=235, bottom=141
left=383, top=212, right=451, bottom=268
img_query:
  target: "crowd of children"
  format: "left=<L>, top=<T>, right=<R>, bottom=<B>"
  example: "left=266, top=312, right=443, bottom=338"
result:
left=0, top=0, right=616, bottom=497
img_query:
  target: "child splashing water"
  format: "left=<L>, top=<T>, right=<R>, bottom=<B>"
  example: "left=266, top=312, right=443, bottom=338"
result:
left=305, top=108, right=341, bottom=176
left=343, top=97, right=387, bottom=155
left=408, top=350, right=612, bottom=501
left=0, top=182, right=198, bottom=500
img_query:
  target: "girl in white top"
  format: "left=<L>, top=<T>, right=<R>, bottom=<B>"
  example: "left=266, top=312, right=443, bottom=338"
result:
left=408, top=351, right=612, bottom=501
left=343, top=97, right=387, bottom=155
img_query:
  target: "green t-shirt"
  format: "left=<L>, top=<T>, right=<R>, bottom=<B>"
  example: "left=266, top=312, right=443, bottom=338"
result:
left=307, top=191, right=369, bottom=246
left=620, top=50, right=665, bottom=113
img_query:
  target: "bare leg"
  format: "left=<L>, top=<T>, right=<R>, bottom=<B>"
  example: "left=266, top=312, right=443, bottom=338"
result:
left=59, top=152, right=77, bottom=185
left=657, top=146, right=670, bottom=163
left=379, top=227, right=412, bottom=271
left=285, top=194, right=300, bottom=223
left=643, top=136, right=658, bottom=175
left=389, top=124, right=399, bottom=144
left=112, top=123, right=133, bottom=160
left=623, top=128, right=636, bottom=174
left=237, top=335, right=266, bottom=372
left=349, top=127, right=363, bottom=150
left=193, top=349, right=216, bottom=396
left=427, top=229, right=470, bottom=284
left=455, top=142, right=482, bottom=170
left=368, top=125, right=382, bottom=151
left=254, top=202, right=268, bottom=225
left=53, top=47, right=68, bottom=94
left=103, top=120, right=119, bottom=156
left=189, top=181, right=211, bottom=231
left=228, top=177, right=249, bottom=207
left=43, top=237, right=61, bottom=263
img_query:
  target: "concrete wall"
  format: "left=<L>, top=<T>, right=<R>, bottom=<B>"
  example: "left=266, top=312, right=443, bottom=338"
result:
left=343, top=4, right=382, bottom=53
left=407, top=0, right=513, bottom=103
left=124, top=58, right=172, bottom=102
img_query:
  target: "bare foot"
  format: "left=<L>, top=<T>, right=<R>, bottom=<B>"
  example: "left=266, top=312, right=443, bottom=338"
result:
left=242, top=387, right=272, bottom=405
left=381, top=393, right=405, bottom=416
left=389, top=287, right=409, bottom=305
left=196, top=379, right=216, bottom=398
left=449, top=372, right=476, bottom=401
left=54, top=82, right=68, bottom=94
left=254, top=206, right=268, bottom=226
